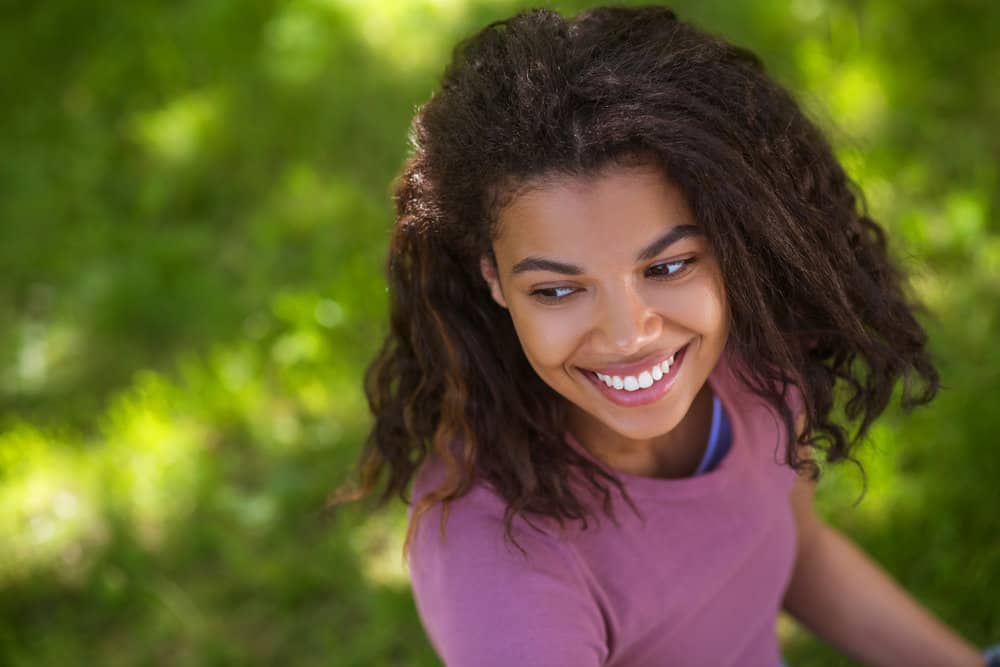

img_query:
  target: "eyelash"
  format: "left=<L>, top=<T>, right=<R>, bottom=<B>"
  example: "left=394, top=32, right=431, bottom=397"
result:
left=647, top=257, right=697, bottom=280
left=529, top=257, right=697, bottom=304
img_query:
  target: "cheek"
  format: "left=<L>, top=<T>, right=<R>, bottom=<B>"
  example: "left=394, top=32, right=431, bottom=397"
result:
left=655, top=275, right=729, bottom=337
left=508, top=304, right=588, bottom=370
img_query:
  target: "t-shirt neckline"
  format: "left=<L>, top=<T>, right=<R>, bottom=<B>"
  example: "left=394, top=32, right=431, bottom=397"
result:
left=563, top=357, right=744, bottom=500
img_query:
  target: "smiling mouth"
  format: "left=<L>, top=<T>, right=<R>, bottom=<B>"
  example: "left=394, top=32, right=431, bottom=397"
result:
left=591, top=351, right=677, bottom=391
left=578, top=344, right=689, bottom=406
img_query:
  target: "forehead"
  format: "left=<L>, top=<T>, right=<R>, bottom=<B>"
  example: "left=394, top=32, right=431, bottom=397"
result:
left=493, top=165, right=697, bottom=257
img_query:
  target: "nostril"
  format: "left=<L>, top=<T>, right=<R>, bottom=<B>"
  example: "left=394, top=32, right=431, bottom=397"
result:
left=606, top=316, right=661, bottom=354
left=595, top=288, right=661, bottom=353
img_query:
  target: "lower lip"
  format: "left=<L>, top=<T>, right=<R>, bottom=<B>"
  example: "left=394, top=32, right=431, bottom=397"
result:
left=580, top=344, right=689, bottom=408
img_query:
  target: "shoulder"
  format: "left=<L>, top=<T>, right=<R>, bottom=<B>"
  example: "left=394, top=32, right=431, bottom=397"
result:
left=712, top=349, right=802, bottom=486
left=408, top=474, right=567, bottom=574
left=407, top=462, right=608, bottom=666
left=712, top=348, right=804, bottom=430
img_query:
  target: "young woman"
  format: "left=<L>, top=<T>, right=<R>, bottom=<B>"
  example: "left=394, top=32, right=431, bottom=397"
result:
left=347, top=6, right=995, bottom=666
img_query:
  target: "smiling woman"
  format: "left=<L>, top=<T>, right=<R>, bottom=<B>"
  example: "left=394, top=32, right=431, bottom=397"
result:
left=339, top=5, right=988, bottom=667
left=480, top=165, right=729, bottom=477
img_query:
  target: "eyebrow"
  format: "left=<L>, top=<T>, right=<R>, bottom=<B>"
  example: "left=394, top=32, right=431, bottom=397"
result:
left=510, top=224, right=702, bottom=275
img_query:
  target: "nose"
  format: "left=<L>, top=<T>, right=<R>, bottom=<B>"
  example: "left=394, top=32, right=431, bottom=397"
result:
left=595, top=282, right=662, bottom=355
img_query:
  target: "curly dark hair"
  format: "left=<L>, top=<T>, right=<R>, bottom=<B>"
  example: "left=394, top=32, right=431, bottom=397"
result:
left=337, top=6, right=939, bottom=550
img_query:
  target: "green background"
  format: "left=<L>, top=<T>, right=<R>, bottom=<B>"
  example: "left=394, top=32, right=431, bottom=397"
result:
left=1, top=1, right=997, bottom=664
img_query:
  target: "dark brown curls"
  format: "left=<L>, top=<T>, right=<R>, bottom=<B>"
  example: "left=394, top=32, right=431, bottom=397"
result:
left=339, top=6, right=939, bottom=550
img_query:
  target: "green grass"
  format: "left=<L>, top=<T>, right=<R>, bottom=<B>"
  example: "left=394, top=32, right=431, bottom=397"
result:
left=1, top=1, right=997, bottom=664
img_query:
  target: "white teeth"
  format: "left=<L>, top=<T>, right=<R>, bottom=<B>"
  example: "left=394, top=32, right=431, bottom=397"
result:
left=593, top=350, right=680, bottom=393
left=637, top=371, right=653, bottom=389
left=660, top=353, right=675, bottom=373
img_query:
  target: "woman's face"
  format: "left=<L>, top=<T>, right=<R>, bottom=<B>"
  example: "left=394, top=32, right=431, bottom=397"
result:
left=482, top=164, right=729, bottom=447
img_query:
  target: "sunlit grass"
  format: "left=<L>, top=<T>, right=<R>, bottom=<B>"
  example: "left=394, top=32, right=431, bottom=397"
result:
left=0, top=372, right=208, bottom=584
left=815, top=421, right=927, bottom=526
left=131, top=89, right=224, bottom=166
left=7, top=319, right=81, bottom=394
left=795, top=43, right=887, bottom=140
left=331, top=0, right=473, bottom=73
left=829, top=61, right=887, bottom=136
left=262, top=3, right=337, bottom=86
left=98, top=373, right=207, bottom=549
left=349, top=506, right=411, bottom=588
left=0, top=424, right=106, bottom=586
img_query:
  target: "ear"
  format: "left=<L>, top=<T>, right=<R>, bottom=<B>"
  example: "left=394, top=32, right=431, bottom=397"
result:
left=480, top=255, right=508, bottom=309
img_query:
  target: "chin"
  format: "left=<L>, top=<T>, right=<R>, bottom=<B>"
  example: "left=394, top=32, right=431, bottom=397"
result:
left=589, top=404, right=688, bottom=442
left=611, top=418, right=682, bottom=442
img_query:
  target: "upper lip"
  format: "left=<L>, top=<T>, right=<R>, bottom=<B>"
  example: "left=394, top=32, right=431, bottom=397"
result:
left=582, top=343, right=687, bottom=376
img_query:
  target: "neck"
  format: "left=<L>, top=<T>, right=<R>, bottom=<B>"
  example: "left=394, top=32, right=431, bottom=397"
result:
left=568, top=383, right=714, bottom=480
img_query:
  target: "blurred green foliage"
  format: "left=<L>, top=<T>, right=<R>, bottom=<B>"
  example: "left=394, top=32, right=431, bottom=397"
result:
left=0, top=1, right=997, bottom=665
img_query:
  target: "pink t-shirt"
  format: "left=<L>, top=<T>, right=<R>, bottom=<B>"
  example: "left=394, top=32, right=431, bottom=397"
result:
left=407, top=353, right=801, bottom=666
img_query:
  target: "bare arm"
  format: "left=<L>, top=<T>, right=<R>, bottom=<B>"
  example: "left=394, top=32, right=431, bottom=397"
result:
left=783, top=470, right=983, bottom=666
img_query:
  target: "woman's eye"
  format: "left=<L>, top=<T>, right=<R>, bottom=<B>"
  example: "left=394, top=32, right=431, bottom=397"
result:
left=530, top=286, right=578, bottom=303
left=647, top=257, right=695, bottom=279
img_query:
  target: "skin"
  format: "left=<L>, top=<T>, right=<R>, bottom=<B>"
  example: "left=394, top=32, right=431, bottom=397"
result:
left=480, top=164, right=728, bottom=479
left=481, top=163, right=984, bottom=664
left=787, top=446, right=984, bottom=666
